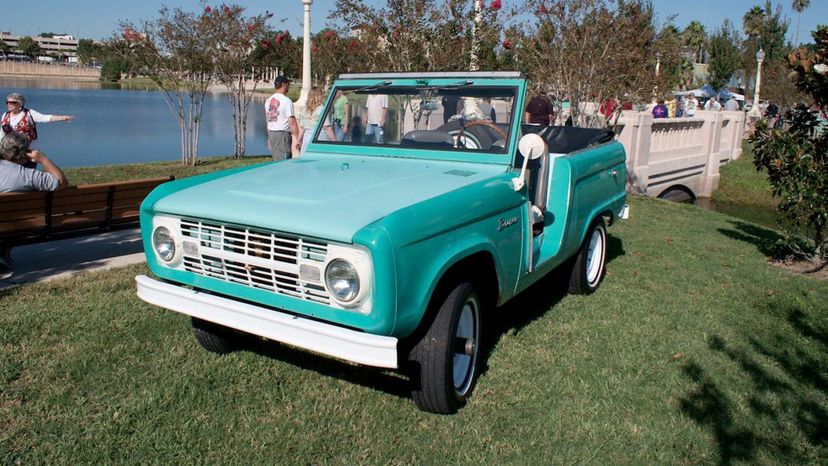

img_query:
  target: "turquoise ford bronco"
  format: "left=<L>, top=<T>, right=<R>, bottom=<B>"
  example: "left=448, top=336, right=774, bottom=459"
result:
left=136, top=72, right=628, bottom=414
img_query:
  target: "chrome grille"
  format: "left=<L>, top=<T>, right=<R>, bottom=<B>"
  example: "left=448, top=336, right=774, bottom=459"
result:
left=178, top=219, right=330, bottom=304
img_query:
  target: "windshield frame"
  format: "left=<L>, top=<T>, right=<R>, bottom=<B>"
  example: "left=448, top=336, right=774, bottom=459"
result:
left=304, top=76, right=527, bottom=166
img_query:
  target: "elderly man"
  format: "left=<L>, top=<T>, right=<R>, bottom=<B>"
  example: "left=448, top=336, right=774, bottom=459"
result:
left=0, top=132, right=68, bottom=278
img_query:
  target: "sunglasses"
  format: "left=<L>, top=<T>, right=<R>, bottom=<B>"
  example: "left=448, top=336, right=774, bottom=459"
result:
left=6, top=101, right=20, bottom=104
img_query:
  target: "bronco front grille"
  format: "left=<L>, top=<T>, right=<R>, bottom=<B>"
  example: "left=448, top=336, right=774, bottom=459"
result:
left=178, top=219, right=331, bottom=304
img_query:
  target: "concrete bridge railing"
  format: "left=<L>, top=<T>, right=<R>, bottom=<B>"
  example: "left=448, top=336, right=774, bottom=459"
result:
left=613, top=110, right=746, bottom=200
left=0, top=61, right=100, bottom=80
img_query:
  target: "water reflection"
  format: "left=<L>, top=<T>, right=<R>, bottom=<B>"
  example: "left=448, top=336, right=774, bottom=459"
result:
left=0, top=77, right=270, bottom=168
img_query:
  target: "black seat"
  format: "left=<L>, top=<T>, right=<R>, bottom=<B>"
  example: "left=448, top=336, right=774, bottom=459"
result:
left=521, top=125, right=614, bottom=154
left=400, top=130, right=455, bottom=150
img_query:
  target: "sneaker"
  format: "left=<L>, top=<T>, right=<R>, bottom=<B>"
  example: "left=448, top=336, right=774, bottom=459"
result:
left=0, top=257, right=12, bottom=280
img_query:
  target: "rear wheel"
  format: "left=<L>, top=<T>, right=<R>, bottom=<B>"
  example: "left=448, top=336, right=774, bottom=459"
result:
left=191, top=317, right=238, bottom=354
left=409, top=281, right=482, bottom=414
left=568, top=218, right=607, bottom=294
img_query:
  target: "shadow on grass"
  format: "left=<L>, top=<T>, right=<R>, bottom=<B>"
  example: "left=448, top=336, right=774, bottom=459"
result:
left=679, top=301, right=828, bottom=463
left=717, top=220, right=784, bottom=258
left=226, top=234, right=625, bottom=403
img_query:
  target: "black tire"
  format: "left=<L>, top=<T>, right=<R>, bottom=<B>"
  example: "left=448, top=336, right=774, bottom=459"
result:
left=191, top=317, right=237, bottom=354
left=409, top=281, right=483, bottom=414
left=568, top=218, right=607, bottom=294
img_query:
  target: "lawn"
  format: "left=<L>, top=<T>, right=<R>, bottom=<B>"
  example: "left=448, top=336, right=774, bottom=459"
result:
left=64, top=155, right=271, bottom=185
left=2, top=195, right=826, bottom=464
left=709, top=141, right=782, bottom=230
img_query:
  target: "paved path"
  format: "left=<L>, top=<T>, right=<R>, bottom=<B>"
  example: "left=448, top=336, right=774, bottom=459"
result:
left=1, top=229, right=146, bottom=290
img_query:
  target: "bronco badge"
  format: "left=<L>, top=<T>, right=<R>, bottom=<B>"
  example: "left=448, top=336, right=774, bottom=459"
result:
left=497, top=216, right=518, bottom=231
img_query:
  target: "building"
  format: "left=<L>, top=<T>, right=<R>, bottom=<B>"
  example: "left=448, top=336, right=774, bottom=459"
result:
left=0, top=32, right=79, bottom=60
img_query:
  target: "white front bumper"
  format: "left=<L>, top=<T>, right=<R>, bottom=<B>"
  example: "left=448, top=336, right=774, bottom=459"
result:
left=135, top=275, right=399, bottom=368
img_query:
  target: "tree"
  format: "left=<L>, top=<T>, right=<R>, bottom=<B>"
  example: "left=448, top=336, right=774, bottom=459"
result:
left=657, top=24, right=694, bottom=91
left=707, top=20, right=741, bottom=91
left=682, top=20, right=707, bottom=64
left=18, top=36, right=42, bottom=57
left=514, top=0, right=662, bottom=127
left=203, top=4, right=275, bottom=157
left=742, top=1, right=788, bottom=98
left=750, top=26, right=828, bottom=272
left=119, top=7, right=215, bottom=166
left=329, top=0, right=503, bottom=73
left=791, top=0, right=811, bottom=45
left=77, top=39, right=103, bottom=66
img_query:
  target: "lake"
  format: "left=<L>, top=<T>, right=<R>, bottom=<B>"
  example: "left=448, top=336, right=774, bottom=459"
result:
left=0, top=78, right=270, bottom=168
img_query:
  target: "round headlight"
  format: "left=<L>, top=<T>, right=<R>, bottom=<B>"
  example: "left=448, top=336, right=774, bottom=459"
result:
left=325, top=259, right=360, bottom=303
left=153, top=226, right=176, bottom=262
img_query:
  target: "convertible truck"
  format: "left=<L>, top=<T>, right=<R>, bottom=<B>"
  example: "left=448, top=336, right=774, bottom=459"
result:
left=136, top=72, right=628, bottom=414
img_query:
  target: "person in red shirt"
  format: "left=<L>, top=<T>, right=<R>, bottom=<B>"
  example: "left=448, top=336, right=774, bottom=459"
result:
left=524, top=88, right=555, bottom=125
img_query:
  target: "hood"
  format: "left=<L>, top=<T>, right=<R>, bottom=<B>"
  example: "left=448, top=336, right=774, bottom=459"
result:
left=152, top=154, right=508, bottom=243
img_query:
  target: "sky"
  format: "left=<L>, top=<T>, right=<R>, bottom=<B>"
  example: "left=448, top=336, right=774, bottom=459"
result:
left=3, top=0, right=826, bottom=44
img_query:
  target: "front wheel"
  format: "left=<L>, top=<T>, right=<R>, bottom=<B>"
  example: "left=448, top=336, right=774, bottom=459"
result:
left=191, top=317, right=238, bottom=354
left=568, top=218, right=607, bottom=294
left=409, top=282, right=483, bottom=414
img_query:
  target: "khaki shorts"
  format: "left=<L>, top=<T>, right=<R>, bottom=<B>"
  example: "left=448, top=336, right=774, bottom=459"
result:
left=268, top=131, right=292, bottom=161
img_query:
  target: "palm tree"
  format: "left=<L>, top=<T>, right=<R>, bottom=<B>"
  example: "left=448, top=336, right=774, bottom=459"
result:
left=792, top=0, right=811, bottom=45
left=682, top=20, right=707, bottom=64
left=743, top=5, right=765, bottom=41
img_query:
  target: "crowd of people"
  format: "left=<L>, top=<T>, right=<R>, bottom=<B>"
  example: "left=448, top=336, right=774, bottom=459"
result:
left=0, top=92, right=74, bottom=278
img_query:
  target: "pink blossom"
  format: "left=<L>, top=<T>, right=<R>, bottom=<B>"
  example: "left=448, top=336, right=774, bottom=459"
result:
left=490, top=0, right=502, bottom=11
left=323, top=30, right=335, bottom=40
left=247, top=24, right=255, bottom=34
left=347, top=39, right=360, bottom=50
left=204, top=6, right=212, bottom=13
left=502, top=39, right=512, bottom=49
left=260, top=39, right=270, bottom=49
left=222, top=5, right=232, bottom=15
left=538, top=3, right=546, bottom=13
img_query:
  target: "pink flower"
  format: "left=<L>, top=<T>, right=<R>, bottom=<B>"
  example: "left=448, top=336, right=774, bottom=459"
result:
left=247, top=24, right=255, bottom=33
left=347, top=39, right=360, bottom=50
left=274, top=31, right=289, bottom=45
left=502, top=39, right=512, bottom=49
left=490, top=0, right=502, bottom=11
left=260, top=39, right=270, bottom=49
left=204, top=6, right=211, bottom=13
left=222, top=5, right=232, bottom=15
left=538, top=3, right=546, bottom=13
left=324, top=30, right=335, bottom=40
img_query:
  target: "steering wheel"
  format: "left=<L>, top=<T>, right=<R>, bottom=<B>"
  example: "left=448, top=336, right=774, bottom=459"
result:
left=465, top=120, right=507, bottom=140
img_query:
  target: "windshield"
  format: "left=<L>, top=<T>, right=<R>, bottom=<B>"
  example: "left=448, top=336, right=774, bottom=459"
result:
left=312, top=85, right=517, bottom=154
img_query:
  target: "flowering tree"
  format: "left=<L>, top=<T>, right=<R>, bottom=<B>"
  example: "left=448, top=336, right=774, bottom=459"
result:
left=120, top=7, right=215, bottom=166
left=203, top=4, right=275, bottom=157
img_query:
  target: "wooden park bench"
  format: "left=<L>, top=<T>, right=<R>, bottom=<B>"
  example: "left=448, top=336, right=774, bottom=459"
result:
left=0, top=176, right=173, bottom=247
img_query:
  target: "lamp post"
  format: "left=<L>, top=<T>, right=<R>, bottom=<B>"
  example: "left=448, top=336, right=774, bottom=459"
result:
left=296, top=0, right=313, bottom=109
left=470, top=0, right=483, bottom=71
left=749, top=48, right=765, bottom=117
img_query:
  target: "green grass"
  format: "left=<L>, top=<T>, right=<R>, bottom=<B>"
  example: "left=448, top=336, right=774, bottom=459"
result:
left=710, top=142, right=782, bottom=229
left=2, top=196, right=826, bottom=464
left=64, top=155, right=271, bottom=185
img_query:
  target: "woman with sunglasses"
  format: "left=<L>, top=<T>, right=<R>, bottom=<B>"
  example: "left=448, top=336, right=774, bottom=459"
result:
left=2, top=93, right=73, bottom=160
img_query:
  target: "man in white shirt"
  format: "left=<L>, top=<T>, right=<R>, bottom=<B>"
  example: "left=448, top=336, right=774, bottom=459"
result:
left=265, top=76, right=299, bottom=161
left=685, top=93, right=698, bottom=117
left=724, top=96, right=740, bottom=112
left=704, top=98, right=721, bottom=111
left=364, top=94, right=388, bottom=144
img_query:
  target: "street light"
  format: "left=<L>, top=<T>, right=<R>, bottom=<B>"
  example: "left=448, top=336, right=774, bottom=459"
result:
left=296, top=0, right=313, bottom=108
left=749, top=48, right=765, bottom=117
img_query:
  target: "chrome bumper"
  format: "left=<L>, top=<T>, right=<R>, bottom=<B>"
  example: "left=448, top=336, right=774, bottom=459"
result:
left=135, top=275, right=399, bottom=368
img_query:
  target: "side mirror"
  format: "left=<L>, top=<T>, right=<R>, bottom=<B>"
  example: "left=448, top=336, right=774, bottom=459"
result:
left=513, top=133, right=547, bottom=191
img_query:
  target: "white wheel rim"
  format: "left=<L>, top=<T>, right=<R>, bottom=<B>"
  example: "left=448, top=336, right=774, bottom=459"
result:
left=453, top=296, right=479, bottom=395
left=585, top=227, right=605, bottom=287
